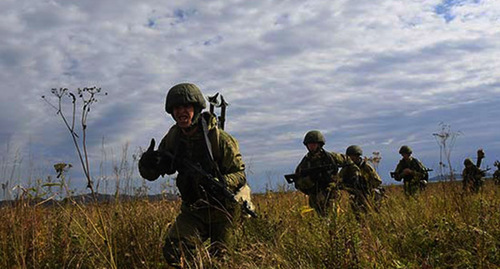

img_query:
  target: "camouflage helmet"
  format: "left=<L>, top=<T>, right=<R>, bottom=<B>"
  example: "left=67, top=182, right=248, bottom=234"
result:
left=346, top=145, right=363, bottom=156
left=399, top=145, right=412, bottom=155
left=303, top=130, right=325, bottom=146
left=165, top=83, right=206, bottom=114
left=464, top=158, right=474, bottom=166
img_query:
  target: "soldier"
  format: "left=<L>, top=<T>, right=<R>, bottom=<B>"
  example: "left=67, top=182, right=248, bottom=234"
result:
left=494, top=161, right=500, bottom=185
left=138, top=83, right=251, bottom=267
left=462, top=149, right=486, bottom=193
left=339, top=145, right=383, bottom=214
left=392, top=145, right=429, bottom=196
left=293, top=130, right=348, bottom=217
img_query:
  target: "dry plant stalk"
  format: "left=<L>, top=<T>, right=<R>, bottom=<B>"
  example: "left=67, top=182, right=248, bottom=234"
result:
left=42, top=87, right=117, bottom=269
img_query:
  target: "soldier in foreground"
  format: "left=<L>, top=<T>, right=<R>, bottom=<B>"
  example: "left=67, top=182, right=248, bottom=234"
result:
left=494, top=161, right=500, bottom=185
left=291, top=130, right=348, bottom=217
left=462, top=149, right=486, bottom=192
left=339, top=145, right=383, bottom=215
left=392, top=145, right=429, bottom=196
left=138, top=83, right=253, bottom=267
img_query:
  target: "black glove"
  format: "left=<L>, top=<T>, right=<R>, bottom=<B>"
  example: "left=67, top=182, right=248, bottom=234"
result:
left=139, top=139, right=161, bottom=181
left=139, top=139, right=159, bottom=169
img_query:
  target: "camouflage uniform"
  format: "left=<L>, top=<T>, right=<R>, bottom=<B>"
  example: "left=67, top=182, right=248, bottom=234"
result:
left=393, top=146, right=428, bottom=196
left=294, top=131, right=348, bottom=217
left=340, top=146, right=383, bottom=214
left=494, top=162, right=500, bottom=185
left=494, top=169, right=500, bottom=185
left=138, top=83, right=248, bottom=266
left=462, top=158, right=485, bottom=192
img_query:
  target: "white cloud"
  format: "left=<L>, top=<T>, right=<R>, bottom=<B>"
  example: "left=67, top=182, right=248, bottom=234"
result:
left=1, top=0, right=500, bottom=194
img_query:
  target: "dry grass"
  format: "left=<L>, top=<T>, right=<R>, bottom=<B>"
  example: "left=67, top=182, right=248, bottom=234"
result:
left=1, top=181, right=499, bottom=268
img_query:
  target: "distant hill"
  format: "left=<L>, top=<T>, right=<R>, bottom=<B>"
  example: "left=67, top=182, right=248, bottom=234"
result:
left=428, top=174, right=462, bottom=182
left=428, top=172, right=493, bottom=182
left=0, top=192, right=179, bottom=207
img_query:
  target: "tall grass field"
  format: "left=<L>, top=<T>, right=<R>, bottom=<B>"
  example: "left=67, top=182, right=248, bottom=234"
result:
left=1, top=180, right=499, bottom=268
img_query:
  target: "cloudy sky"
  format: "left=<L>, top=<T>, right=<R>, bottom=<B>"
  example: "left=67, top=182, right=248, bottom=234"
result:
left=1, top=0, right=500, bottom=197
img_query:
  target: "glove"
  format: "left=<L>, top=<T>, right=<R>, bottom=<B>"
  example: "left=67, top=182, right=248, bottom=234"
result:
left=139, top=139, right=159, bottom=169
left=138, top=139, right=161, bottom=181
left=402, top=168, right=412, bottom=176
left=477, top=149, right=485, bottom=159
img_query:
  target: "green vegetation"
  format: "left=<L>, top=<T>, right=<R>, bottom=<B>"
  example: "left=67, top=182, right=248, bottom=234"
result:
left=1, top=181, right=499, bottom=268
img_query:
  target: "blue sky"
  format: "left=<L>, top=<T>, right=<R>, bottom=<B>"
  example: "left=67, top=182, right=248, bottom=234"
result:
left=1, top=0, right=500, bottom=198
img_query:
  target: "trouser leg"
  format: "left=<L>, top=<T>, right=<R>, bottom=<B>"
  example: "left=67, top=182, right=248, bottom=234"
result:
left=309, top=190, right=335, bottom=217
left=163, top=209, right=204, bottom=267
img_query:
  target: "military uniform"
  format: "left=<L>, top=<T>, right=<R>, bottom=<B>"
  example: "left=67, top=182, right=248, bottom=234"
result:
left=462, top=158, right=485, bottom=192
left=393, top=146, right=428, bottom=196
left=340, top=145, right=383, bottom=214
left=494, top=162, right=500, bottom=185
left=295, top=149, right=347, bottom=216
left=393, top=157, right=428, bottom=196
left=138, top=83, right=249, bottom=266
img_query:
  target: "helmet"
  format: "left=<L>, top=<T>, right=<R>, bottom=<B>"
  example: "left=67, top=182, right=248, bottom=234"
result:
left=165, top=83, right=206, bottom=114
left=464, top=158, right=473, bottom=165
left=303, top=130, right=325, bottom=146
left=399, top=145, right=412, bottom=155
left=346, top=145, right=363, bottom=156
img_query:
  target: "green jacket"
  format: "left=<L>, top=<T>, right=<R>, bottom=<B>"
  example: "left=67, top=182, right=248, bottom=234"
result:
left=394, top=157, right=428, bottom=183
left=494, top=169, right=500, bottom=180
left=294, top=148, right=348, bottom=195
left=462, top=165, right=484, bottom=186
left=142, top=112, right=246, bottom=205
left=339, top=160, right=382, bottom=194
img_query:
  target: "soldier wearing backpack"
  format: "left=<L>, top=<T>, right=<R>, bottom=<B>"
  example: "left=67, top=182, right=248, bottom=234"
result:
left=138, top=83, right=253, bottom=267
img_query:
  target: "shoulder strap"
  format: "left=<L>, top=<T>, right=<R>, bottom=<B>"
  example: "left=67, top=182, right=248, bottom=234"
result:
left=201, top=117, right=215, bottom=161
left=201, top=116, right=226, bottom=184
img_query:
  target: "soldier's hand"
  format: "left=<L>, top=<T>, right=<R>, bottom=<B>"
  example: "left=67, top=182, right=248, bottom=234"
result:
left=477, top=148, right=485, bottom=159
left=402, top=168, right=412, bottom=176
left=139, top=138, right=160, bottom=170
left=147, top=138, right=155, bottom=151
left=138, top=138, right=163, bottom=181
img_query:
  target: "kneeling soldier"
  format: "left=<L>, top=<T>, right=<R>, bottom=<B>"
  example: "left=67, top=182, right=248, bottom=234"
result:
left=138, top=83, right=252, bottom=267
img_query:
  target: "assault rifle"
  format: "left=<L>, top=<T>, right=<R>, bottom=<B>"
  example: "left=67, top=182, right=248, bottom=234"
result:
left=480, top=167, right=491, bottom=175
left=160, top=150, right=258, bottom=218
left=390, top=168, right=433, bottom=179
left=284, top=163, right=340, bottom=184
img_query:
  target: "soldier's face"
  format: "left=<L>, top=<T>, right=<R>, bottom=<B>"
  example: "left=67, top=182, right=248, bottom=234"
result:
left=306, top=143, right=320, bottom=152
left=401, top=153, right=410, bottom=160
left=348, top=154, right=360, bottom=163
left=173, top=104, right=194, bottom=128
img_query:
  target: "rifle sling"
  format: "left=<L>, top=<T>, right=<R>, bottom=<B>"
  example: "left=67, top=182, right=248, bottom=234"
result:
left=201, top=117, right=227, bottom=186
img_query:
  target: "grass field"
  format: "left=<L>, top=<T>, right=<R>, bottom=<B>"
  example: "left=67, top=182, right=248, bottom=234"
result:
left=1, top=180, right=499, bottom=268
